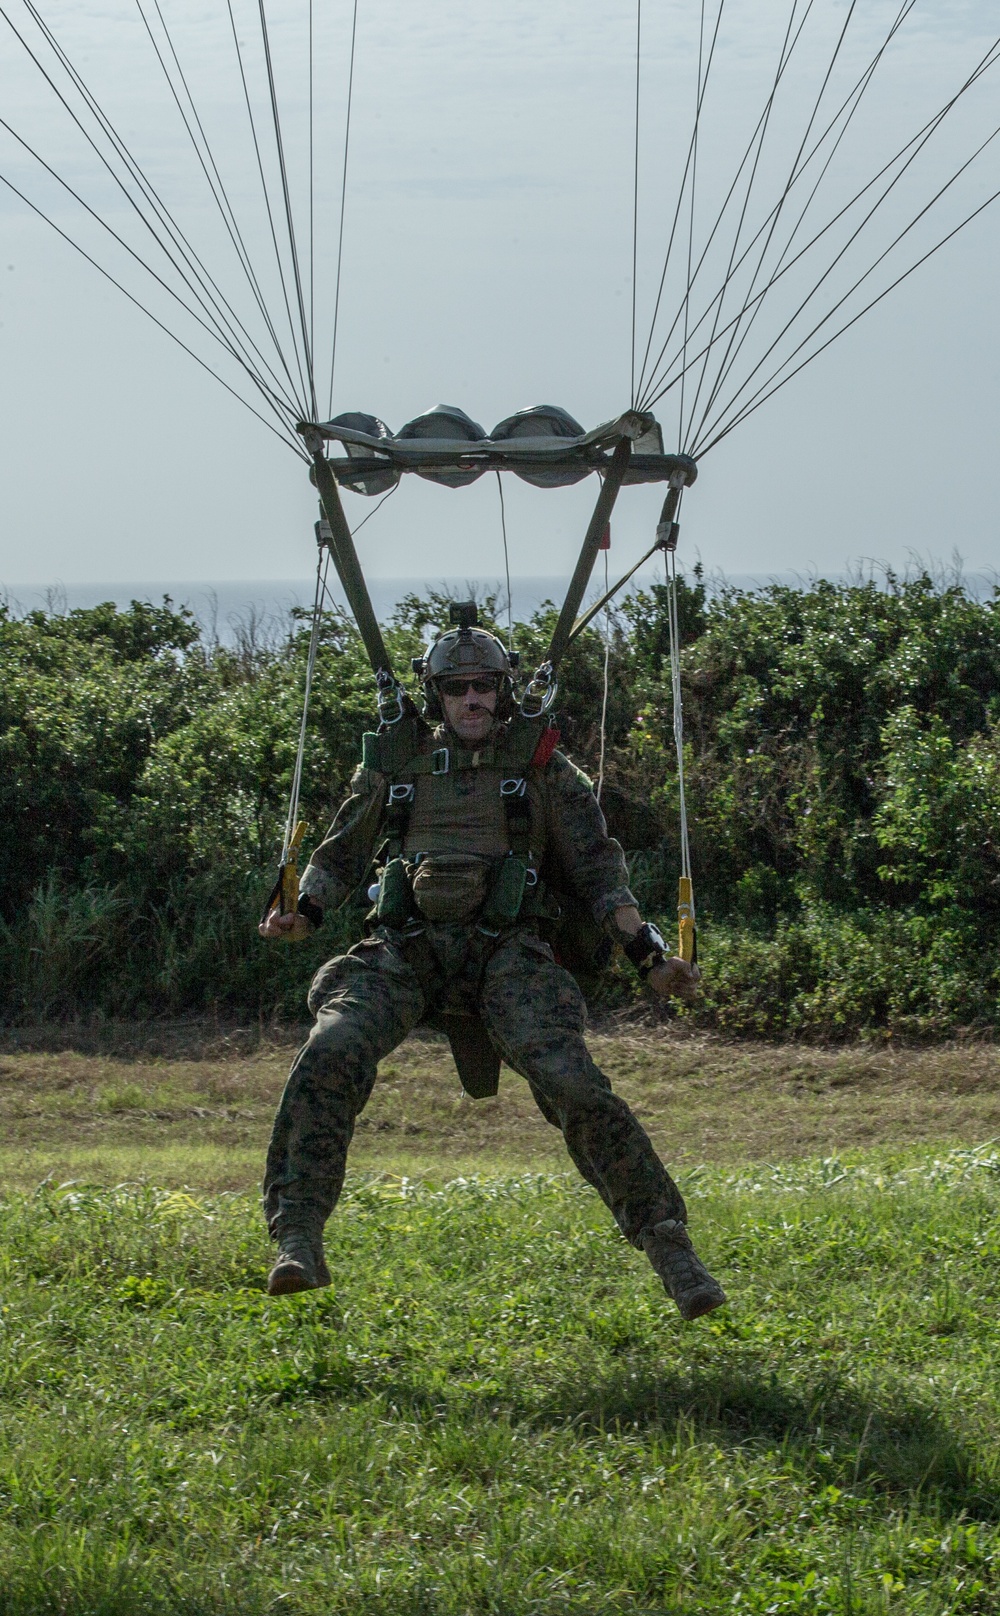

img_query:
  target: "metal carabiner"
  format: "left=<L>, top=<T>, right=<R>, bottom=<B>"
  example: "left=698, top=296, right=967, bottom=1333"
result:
left=520, top=661, right=558, bottom=718
left=375, top=669, right=406, bottom=726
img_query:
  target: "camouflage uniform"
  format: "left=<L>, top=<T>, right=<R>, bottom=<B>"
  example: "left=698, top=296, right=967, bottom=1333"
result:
left=263, top=736, right=687, bottom=1250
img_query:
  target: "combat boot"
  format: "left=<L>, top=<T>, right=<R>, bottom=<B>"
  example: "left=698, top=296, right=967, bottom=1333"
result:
left=642, top=1218, right=726, bottom=1321
left=266, top=1226, right=331, bottom=1297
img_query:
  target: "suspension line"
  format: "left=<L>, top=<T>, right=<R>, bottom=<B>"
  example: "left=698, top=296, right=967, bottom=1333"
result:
left=282, top=539, right=328, bottom=865
left=261, top=535, right=328, bottom=930
left=665, top=532, right=696, bottom=964
left=596, top=547, right=611, bottom=803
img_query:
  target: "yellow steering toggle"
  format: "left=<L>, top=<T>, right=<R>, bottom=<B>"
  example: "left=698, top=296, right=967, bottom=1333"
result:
left=262, top=821, right=307, bottom=937
left=677, top=875, right=696, bottom=965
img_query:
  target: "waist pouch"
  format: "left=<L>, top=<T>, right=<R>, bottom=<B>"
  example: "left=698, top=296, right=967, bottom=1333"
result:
left=410, top=854, right=493, bottom=923
left=481, top=853, right=529, bottom=926
left=376, top=857, right=414, bottom=925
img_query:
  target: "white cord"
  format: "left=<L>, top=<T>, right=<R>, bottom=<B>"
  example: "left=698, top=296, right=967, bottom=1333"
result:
left=666, top=539, right=692, bottom=895
left=496, top=471, right=514, bottom=655
left=282, top=540, right=329, bottom=862
left=596, top=548, right=611, bottom=802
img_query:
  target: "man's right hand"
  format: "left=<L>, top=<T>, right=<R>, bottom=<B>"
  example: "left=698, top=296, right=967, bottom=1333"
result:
left=258, top=909, right=313, bottom=942
left=647, top=955, right=701, bottom=1004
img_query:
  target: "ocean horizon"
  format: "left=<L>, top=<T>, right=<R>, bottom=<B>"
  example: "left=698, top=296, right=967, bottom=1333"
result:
left=3, top=564, right=993, bottom=646
left=1, top=576, right=581, bottom=638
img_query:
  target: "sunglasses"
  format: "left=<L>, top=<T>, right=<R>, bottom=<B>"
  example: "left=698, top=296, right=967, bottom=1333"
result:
left=439, top=677, right=499, bottom=698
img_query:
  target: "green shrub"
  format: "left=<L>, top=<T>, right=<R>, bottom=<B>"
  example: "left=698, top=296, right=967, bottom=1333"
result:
left=2, top=573, right=999, bottom=1037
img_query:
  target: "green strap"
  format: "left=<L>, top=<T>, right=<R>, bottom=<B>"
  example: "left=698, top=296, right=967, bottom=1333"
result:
left=367, top=711, right=553, bottom=865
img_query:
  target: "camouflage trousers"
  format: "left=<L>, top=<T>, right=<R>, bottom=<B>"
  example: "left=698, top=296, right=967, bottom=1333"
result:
left=263, top=924, right=686, bottom=1248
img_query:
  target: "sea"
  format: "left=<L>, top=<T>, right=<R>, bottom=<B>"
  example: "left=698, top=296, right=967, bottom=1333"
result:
left=3, top=569, right=994, bottom=645
left=1, top=573, right=663, bottom=645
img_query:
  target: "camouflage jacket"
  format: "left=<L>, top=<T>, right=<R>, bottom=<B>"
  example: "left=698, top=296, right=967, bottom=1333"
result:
left=299, top=726, right=636, bottom=925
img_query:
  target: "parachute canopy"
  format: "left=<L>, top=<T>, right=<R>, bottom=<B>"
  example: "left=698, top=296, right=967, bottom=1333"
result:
left=307, top=407, right=692, bottom=496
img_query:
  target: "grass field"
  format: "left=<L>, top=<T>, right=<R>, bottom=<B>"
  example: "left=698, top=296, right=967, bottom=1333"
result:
left=4, top=1022, right=1000, bottom=1191
left=3, top=1027, right=1000, bottom=1613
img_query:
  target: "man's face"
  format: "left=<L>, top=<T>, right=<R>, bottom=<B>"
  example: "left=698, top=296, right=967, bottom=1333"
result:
left=438, top=676, right=499, bottom=743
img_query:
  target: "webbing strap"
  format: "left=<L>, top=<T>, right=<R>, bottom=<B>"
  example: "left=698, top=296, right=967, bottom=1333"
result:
left=378, top=721, right=561, bottom=871
left=385, top=783, right=415, bottom=859
left=500, top=777, right=532, bottom=859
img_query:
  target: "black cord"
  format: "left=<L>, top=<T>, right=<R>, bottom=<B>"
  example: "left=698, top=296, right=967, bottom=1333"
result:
left=3, top=0, right=301, bottom=418
left=634, top=0, right=727, bottom=409
left=257, top=0, right=316, bottom=419
left=225, top=0, right=311, bottom=413
left=692, top=57, right=1000, bottom=451
left=641, top=31, right=1000, bottom=425
left=630, top=0, right=641, bottom=406
left=0, top=166, right=303, bottom=453
left=328, top=0, right=360, bottom=417
left=140, top=0, right=303, bottom=409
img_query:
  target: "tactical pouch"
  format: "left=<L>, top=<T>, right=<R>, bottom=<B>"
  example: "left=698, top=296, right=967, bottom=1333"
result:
left=481, top=853, right=529, bottom=927
left=376, top=857, right=413, bottom=925
left=410, top=855, right=491, bottom=923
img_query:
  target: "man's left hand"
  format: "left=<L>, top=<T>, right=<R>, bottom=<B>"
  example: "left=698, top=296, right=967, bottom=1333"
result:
left=259, top=909, right=312, bottom=942
left=647, top=956, right=700, bottom=1003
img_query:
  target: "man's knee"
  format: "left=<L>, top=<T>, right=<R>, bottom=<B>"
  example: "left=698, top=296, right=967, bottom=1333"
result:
left=301, top=1003, right=373, bottom=1076
left=512, top=1033, right=614, bottom=1107
left=295, top=942, right=421, bottom=1098
left=307, top=940, right=423, bottom=1026
left=482, top=934, right=589, bottom=1052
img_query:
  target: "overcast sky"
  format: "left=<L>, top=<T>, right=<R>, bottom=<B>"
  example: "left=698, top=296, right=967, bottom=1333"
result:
left=0, top=0, right=997, bottom=592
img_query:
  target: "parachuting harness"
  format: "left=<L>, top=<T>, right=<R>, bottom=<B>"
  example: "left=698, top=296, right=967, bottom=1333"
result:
left=263, top=410, right=699, bottom=1092
left=364, top=670, right=560, bottom=936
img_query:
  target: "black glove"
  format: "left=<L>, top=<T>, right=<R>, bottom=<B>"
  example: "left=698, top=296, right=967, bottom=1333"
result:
left=622, top=921, right=667, bottom=977
left=296, top=895, right=324, bottom=931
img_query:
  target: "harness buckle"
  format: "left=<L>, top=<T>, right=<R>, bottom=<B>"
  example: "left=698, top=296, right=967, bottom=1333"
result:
left=500, top=776, right=527, bottom=798
left=388, top=782, right=415, bottom=804
left=432, top=747, right=450, bottom=775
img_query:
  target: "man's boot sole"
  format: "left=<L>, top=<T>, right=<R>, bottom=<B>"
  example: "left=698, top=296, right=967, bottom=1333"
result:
left=643, top=1219, right=728, bottom=1322
left=266, top=1258, right=331, bottom=1297
left=676, top=1283, right=727, bottom=1322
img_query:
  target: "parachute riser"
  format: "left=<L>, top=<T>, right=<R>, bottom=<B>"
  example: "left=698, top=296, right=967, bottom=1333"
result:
left=677, top=874, right=697, bottom=965
left=301, top=426, right=402, bottom=707
left=544, top=434, right=633, bottom=675
left=663, top=482, right=695, bottom=968
left=559, top=456, right=695, bottom=652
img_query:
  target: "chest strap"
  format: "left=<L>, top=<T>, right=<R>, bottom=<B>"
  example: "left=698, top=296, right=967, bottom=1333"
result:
left=376, top=719, right=561, bottom=928
left=377, top=719, right=560, bottom=855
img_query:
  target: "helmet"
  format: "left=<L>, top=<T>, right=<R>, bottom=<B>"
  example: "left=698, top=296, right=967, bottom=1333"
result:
left=412, top=602, right=517, bottom=721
